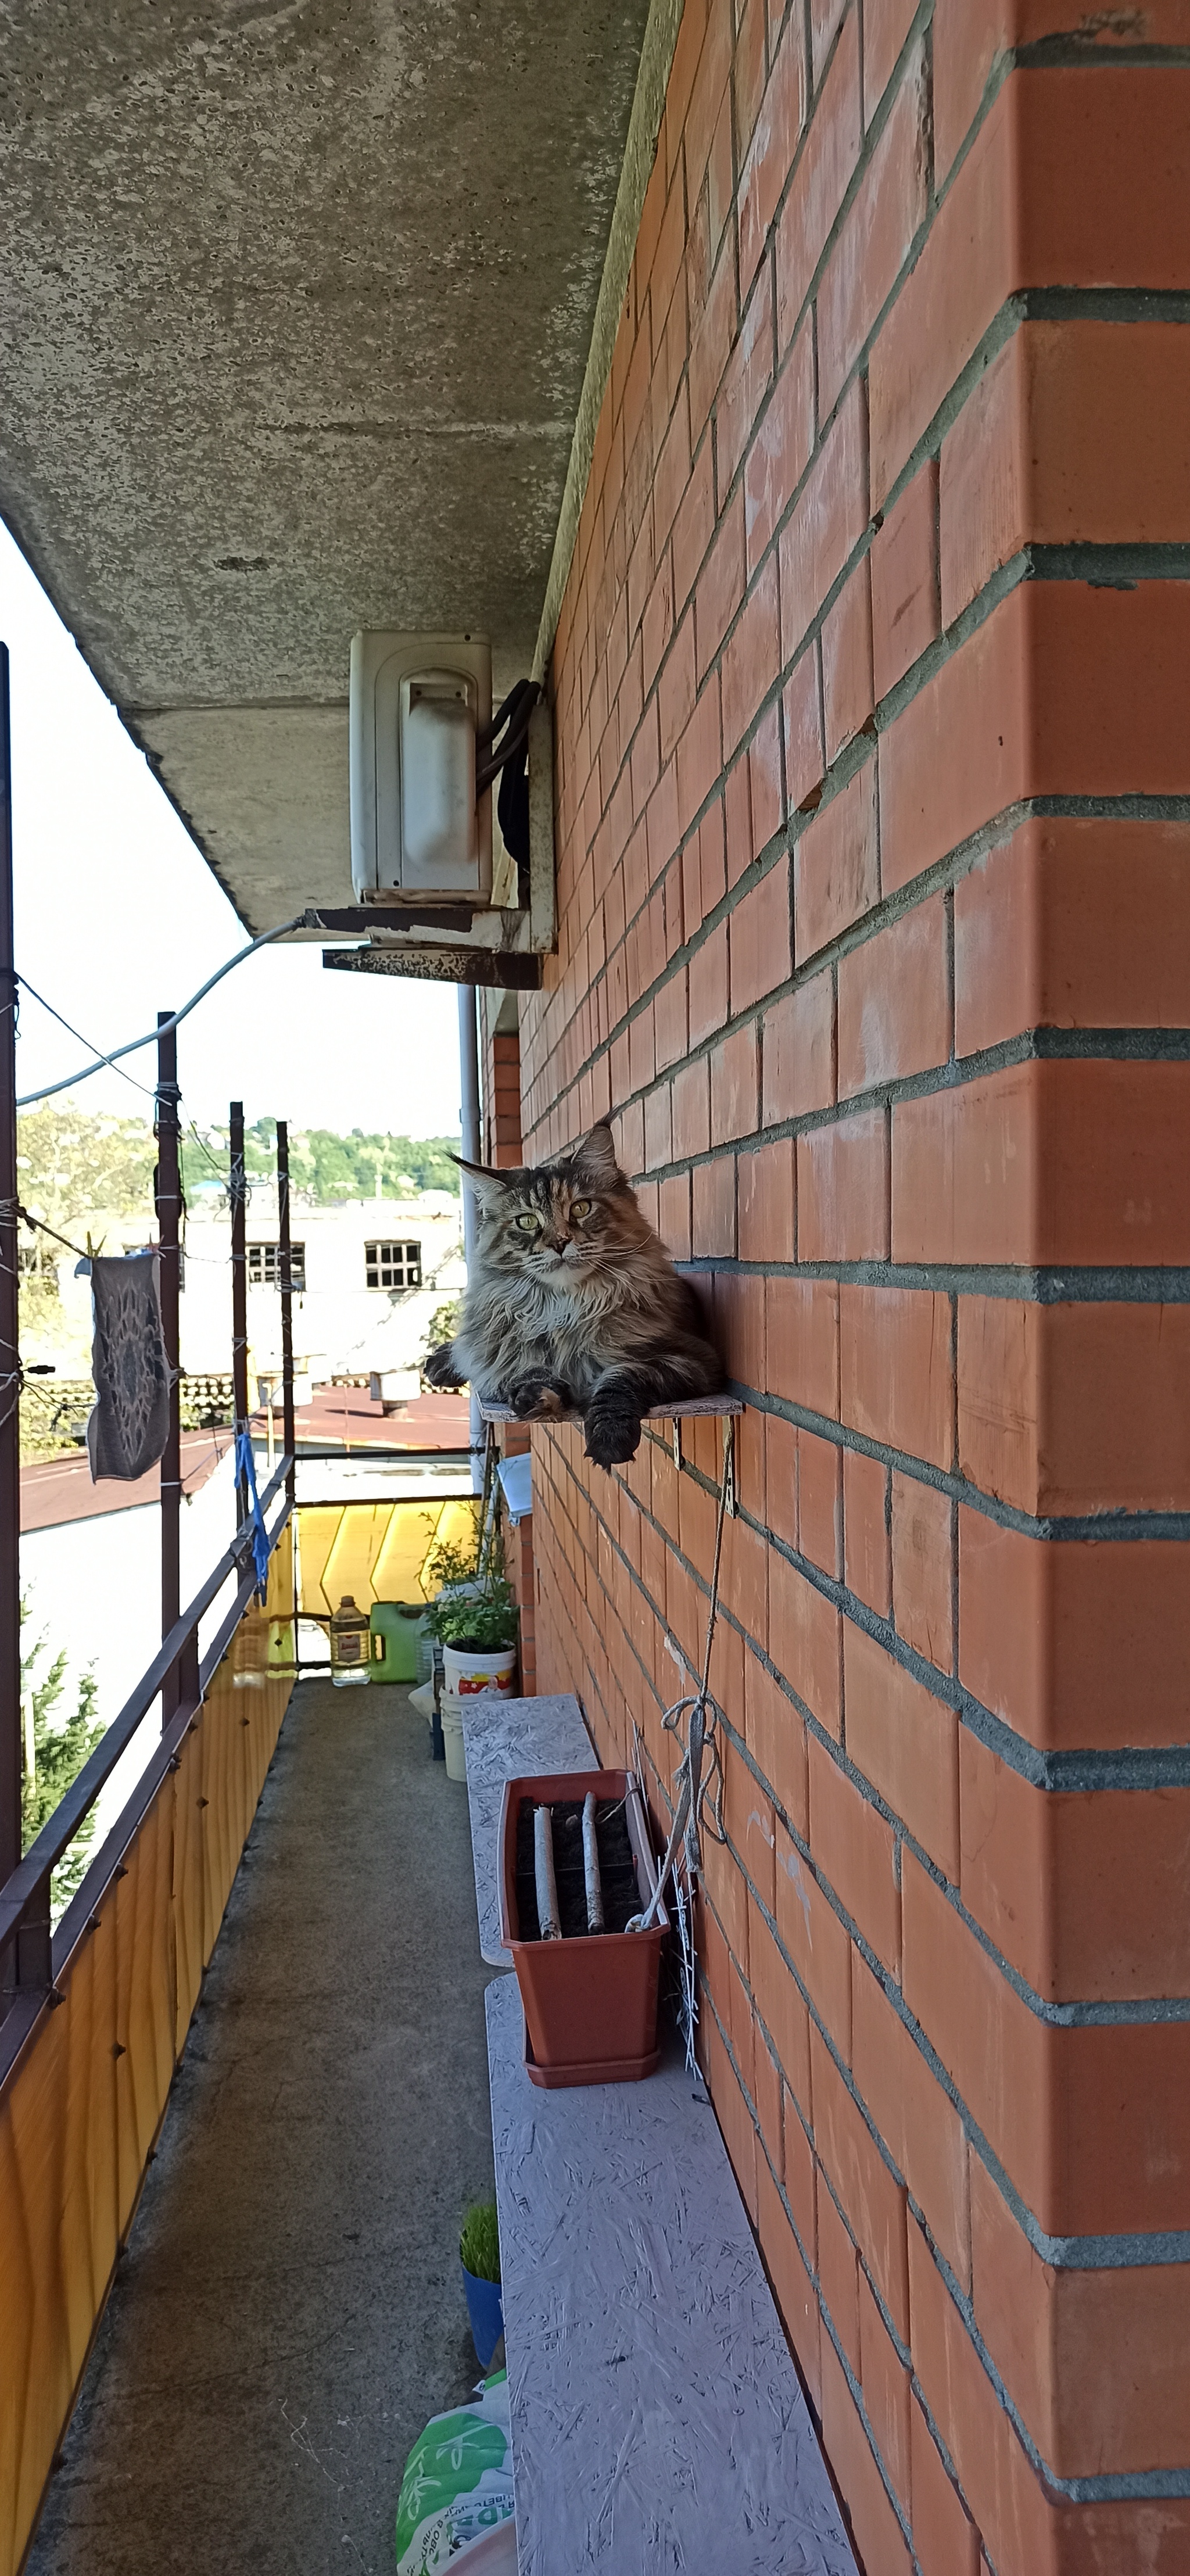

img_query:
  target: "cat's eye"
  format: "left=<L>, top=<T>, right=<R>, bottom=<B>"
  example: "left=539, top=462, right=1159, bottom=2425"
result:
left=514, top=1212, right=540, bottom=1233
left=570, top=1198, right=592, bottom=1220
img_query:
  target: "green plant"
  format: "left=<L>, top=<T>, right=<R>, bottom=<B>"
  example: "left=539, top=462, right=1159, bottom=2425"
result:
left=433, top=1579, right=519, bottom=1653
left=20, top=1599, right=103, bottom=1914
left=460, top=2200, right=500, bottom=2284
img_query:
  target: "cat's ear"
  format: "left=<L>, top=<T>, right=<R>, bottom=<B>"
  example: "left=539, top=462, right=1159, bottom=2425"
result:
left=571, top=1120, right=622, bottom=1190
left=451, top=1152, right=510, bottom=1211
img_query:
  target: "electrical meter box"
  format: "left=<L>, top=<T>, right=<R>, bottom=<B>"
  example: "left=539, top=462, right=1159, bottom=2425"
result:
left=349, top=631, right=493, bottom=902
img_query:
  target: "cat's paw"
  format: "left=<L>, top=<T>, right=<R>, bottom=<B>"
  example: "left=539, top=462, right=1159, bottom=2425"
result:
left=424, top=1342, right=465, bottom=1389
left=507, top=1373, right=569, bottom=1421
left=583, top=1399, right=643, bottom=1467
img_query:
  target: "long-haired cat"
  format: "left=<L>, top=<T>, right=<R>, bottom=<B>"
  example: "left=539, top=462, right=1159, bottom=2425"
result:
left=423, top=1120, right=723, bottom=1467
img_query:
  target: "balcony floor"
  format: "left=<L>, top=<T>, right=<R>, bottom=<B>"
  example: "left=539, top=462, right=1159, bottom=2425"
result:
left=27, top=1678, right=497, bottom=2576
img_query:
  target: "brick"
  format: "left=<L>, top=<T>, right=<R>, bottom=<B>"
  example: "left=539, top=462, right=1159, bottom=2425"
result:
left=764, top=1409, right=799, bottom=1553
left=809, top=0, right=848, bottom=85
left=809, top=1732, right=901, bottom=1972
left=695, top=490, right=746, bottom=682
left=890, top=1472, right=952, bottom=1672
left=770, top=1553, right=844, bottom=1739
left=672, top=435, right=715, bottom=607
left=737, top=1134, right=796, bottom=1260
left=870, top=69, right=1190, bottom=507
left=676, top=675, right=723, bottom=836
left=654, top=381, right=693, bottom=553
left=863, top=0, right=921, bottom=125
left=782, top=645, right=826, bottom=812
left=857, top=2268, right=911, bottom=2516
left=960, top=1733, right=1190, bottom=2005
left=908, top=2396, right=980, bottom=2576
left=692, top=1151, right=737, bottom=1256
left=658, top=606, right=696, bottom=761
left=820, top=559, right=873, bottom=766
left=768, top=1276, right=840, bottom=1417
left=794, top=757, right=879, bottom=962
left=970, top=2152, right=1190, bottom=2479
left=716, top=266, right=775, bottom=500
left=744, top=319, right=815, bottom=576
left=836, top=894, right=948, bottom=1098
left=958, top=1508, right=1190, bottom=1755
left=723, top=564, right=780, bottom=762
left=851, top=1954, right=971, bottom=2285
left=903, top=1849, right=1190, bottom=2238
left=654, top=962, right=689, bottom=1073
left=798, top=1428, right=843, bottom=1577
left=776, top=10, right=862, bottom=343
left=688, top=919, right=729, bottom=1045
left=816, top=42, right=929, bottom=418
left=931, top=0, right=1190, bottom=185
left=844, top=1622, right=959, bottom=1878
left=739, top=13, right=807, bottom=292
left=779, top=379, right=869, bottom=664
left=958, top=1296, right=1190, bottom=1517
left=762, top=973, right=836, bottom=1122
left=897, top=1059, right=1190, bottom=1266
left=690, top=228, right=739, bottom=445
left=840, top=1285, right=952, bottom=1468
left=672, top=1054, right=711, bottom=1158
left=812, top=2025, right=910, bottom=2338
left=954, top=816, right=1190, bottom=1056
left=906, top=2219, right=1056, bottom=2576
left=745, top=1646, right=809, bottom=1838
left=709, top=1021, right=760, bottom=1142
left=942, top=323, right=1190, bottom=628
left=818, top=2170, right=861, bottom=2370
left=757, top=2152, right=822, bottom=2408
left=870, top=457, right=939, bottom=701
left=716, top=1267, right=766, bottom=1387
left=797, top=1107, right=890, bottom=1260
left=775, top=1812, right=852, bottom=2053
left=843, top=1449, right=890, bottom=1618
left=820, top=2339, right=913, bottom=2576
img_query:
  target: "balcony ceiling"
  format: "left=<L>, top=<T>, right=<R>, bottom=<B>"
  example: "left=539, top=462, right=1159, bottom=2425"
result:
left=0, top=0, right=650, bottom=930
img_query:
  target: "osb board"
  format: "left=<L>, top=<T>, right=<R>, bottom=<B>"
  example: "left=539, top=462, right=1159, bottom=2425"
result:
left=0, top=1599, right=293, bottom=2576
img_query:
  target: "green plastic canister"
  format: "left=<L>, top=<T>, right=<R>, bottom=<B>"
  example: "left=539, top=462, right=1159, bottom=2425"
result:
left=370, top=1601, right=424, bottom=1682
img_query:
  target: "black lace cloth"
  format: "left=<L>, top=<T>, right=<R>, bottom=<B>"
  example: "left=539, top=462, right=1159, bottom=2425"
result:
left=86, top=1252, right=171, bottom=1482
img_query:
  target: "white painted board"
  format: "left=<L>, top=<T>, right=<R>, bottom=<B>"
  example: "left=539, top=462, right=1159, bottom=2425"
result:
left=479, top=1395, right=743, bottom=1423
left=461, top=1692, right=595, bottom=1966
left=486, top=1975, right=857, bottom=2575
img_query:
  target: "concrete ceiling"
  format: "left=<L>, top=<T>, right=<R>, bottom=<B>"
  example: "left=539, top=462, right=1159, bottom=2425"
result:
left=0, top=0, right=650, bottom=929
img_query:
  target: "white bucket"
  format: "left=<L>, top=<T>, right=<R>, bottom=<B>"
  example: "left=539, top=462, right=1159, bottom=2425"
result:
left=441, top=1700, right=467, bottom=1780
left=443, top=1643, right=518, bottom=1703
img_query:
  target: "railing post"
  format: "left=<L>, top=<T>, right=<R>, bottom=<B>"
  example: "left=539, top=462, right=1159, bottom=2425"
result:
left=157, top=1012, right=182, bottom=1725
left=230, top=1101, right=249, bottom=1542
left=276, top=1120, right=295, bottom=1509
left=0, top=646, right=21, bottom=1907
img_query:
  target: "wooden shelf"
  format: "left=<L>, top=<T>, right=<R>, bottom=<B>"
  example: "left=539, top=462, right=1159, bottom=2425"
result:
left=478, top=1393, right=744, bottom=1425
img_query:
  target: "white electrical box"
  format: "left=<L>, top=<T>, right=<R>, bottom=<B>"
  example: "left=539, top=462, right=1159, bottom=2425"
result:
left=349, top=630, right=493, bottom=902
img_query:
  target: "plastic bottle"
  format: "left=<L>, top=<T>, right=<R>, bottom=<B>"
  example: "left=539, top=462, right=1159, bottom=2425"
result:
left=329, top=1595, right=371, bottom=1686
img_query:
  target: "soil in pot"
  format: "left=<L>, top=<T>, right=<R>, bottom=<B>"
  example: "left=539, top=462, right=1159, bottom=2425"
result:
left=514, top=1798, right=640, bottom=1939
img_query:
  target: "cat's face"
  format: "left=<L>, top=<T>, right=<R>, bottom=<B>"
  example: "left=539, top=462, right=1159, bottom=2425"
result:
left=456, top=1122, right=647, bottom=1283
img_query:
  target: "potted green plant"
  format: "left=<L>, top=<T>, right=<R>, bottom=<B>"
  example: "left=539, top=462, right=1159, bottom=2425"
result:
left=459, top=2199, right=504, bottom=2370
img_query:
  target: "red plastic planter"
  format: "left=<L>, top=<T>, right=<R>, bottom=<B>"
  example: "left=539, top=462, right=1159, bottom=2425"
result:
left=498, top=1769, right=668, bottom=2088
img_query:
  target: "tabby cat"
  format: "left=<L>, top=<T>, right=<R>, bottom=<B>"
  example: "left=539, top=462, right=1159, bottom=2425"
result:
left=423, top=1120, right=723, bottom=1467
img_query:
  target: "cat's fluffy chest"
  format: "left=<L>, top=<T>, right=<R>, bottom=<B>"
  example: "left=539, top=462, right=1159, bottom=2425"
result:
left=461, top=1267, right=635, bottom=1400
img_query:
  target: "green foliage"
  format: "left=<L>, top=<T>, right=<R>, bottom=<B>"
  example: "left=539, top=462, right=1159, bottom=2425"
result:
left=435, top=1581, right=519, bottom=1652
left=20, top=1600, right=103, bottom=1913
left=16, top=1104, right=156, bottom=1227
left=189, top=1119, right=462, bottom=1205
left=423, top=1294, right=462, bottom=1357
left=459, top=2201, right=501, bottom=2283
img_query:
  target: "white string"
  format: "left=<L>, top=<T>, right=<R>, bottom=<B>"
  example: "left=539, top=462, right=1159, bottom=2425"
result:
left=16, top=915, right=306, bottom=1108
left=630, top=1420, right=732, bottom=1936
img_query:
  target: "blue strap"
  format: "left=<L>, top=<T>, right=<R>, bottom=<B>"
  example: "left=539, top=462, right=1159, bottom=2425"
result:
left=234, top=1428, right=271, bottom=1599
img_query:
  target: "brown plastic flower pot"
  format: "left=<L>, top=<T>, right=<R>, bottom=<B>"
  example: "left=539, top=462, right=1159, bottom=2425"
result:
left=498, top=1768, right=668, bottom=2088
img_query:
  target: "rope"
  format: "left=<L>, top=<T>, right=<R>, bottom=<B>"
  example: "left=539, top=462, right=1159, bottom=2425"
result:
left=16, top=915, right=306, bottom=1108
left=630, top=1417, right=733, bottom=1940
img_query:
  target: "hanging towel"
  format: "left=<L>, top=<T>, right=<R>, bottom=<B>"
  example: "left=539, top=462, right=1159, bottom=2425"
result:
left=234, top=1426, right=271, bottom=1599
left=87, top=1251, right=171, bottom=1482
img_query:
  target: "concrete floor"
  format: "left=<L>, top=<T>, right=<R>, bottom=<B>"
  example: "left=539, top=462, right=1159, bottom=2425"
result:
left=27, top=1679, right=497, bottom=2576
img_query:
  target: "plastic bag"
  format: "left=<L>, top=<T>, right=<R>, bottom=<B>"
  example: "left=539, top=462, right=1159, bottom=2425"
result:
left=394, top=2371, right=515, bottom=2571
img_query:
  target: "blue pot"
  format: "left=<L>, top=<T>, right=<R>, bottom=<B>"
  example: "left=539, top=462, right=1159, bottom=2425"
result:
left=462, top=2263, right=504, bottom=2370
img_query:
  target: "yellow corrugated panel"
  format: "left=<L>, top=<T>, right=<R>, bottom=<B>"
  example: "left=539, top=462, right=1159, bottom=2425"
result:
left=296, top=1497, right=480, bottom=1618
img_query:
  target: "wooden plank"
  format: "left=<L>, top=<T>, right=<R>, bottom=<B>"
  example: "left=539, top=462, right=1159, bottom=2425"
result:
left=486, top=1975, right=858, bottom=2576
left=460, top=1694, right=594, bottom=1967
left=479, top=1395, right=744, bottom=1424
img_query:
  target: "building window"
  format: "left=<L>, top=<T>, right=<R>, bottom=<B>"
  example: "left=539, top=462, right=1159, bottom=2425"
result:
left=365, top=1239, right=422, bottom=1290
left=248, top=1242, right=306, bottom=1292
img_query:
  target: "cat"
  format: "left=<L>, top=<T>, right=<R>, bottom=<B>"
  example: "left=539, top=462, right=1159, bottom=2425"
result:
left=423, top=1120, right=724, bottom=1467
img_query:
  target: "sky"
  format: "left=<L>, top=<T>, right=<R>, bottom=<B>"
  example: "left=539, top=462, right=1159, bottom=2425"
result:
left=0, top=522, right=464, bottom=1139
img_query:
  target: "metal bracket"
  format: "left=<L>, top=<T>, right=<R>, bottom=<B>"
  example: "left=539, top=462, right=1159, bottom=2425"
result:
left=723, top=1417, right=737, bottom=1518
left=672, top=1418, right=682, bottom=1472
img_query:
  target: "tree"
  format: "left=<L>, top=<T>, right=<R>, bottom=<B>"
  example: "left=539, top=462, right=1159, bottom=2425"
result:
left=20, top=1602, right=103, bottom=1914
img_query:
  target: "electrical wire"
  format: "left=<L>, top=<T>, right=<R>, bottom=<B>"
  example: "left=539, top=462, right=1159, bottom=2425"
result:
left=16, top=914, right=307, bottom=1109
left=15, top=976, right=159, bottom=1104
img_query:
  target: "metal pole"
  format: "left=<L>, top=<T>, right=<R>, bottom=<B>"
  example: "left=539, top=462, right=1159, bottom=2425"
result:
left=0, top=647, right=20, bottom=1896
left=457, top=984, right=483, bottom=1494
left=230, top=1101, right=249, bottom=1540
left=277, top=1120, right=295, bottom=1506
left=157, top=1013, right=182, bottom=1725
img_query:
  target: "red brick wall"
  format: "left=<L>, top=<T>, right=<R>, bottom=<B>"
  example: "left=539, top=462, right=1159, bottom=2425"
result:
left=515, top=3, right=1190, bottom=2569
